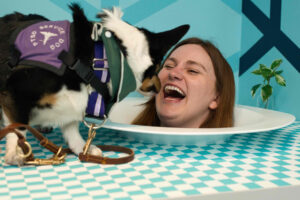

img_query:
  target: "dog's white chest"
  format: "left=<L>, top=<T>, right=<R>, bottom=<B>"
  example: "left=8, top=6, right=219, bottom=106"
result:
left=30, top=84, right=89, bottom=127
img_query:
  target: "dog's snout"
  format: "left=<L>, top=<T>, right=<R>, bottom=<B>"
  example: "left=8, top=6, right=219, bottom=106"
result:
left=151, top=75, right=161, bottom=93
left=139, top=75, right=161, bottom=94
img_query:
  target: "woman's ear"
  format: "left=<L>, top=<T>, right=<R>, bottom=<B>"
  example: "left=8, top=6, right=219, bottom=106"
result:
left=209, top=95, right=219, bottom=110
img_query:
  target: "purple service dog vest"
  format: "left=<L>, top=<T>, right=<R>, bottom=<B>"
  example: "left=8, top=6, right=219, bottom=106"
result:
left=13, top=20, right=110, bottom=118
left=14, top=20, right=70, bottom=75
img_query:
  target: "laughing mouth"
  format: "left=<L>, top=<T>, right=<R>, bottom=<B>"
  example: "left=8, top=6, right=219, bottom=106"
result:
left=164, top=85, right=186, bottom=99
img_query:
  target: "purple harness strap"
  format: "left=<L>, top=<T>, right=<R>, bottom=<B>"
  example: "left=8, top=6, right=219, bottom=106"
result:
left=85, top=41, right=110, bottom=118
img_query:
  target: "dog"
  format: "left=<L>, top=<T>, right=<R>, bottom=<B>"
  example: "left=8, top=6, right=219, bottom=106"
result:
left=0, top=4, right=189, bottom=165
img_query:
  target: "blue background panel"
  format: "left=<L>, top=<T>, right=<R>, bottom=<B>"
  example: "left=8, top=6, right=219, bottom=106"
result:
left=0, top=0, right=299, bottom=119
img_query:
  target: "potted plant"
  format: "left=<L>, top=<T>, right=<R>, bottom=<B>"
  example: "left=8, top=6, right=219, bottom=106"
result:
left=251, top=59, right=286, bottom=109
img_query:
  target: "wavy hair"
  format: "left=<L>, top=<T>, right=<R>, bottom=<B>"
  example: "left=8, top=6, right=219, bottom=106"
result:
left=132, top=37, right=235, bottom=128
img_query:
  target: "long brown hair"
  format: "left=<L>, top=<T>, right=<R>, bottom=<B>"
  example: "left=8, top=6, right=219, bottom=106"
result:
left=132, top=37, right=235, bottom=128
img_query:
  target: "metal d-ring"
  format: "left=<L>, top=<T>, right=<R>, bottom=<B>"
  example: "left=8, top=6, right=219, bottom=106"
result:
left=16, top=141, right=32, bottom=159
left=83, top=116, right=108, bottom=130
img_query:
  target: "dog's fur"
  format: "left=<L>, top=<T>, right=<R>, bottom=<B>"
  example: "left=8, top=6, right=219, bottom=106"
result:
left=0, top=4, right=189, bottom=165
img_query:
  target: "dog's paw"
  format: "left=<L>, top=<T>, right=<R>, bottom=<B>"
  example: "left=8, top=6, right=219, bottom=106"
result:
left=98, top=7, right=123, bottom=21
left=70, top=143, right=102, bottom=156
left=70, top=141, right=85, bottom=155
left=69, top=141, right=102, bottom=156
left=4, top=147, right=25, bottom=166
left=88, top=145, right=103, bottom=156
left=100, top=7, right=128, bottom=34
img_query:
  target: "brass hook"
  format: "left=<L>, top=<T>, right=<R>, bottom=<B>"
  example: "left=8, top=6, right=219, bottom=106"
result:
left=82, top=124, right=97, bottom=155
left=25, top=146, right=66, bottom=165
left=16, top=141, right=32, bottom=159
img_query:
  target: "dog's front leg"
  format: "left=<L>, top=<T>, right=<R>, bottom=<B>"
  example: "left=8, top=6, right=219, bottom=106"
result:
left=5, top=131, right=27, bottom=165
left=3, top=113, right=27, bottom=165
left=61, top=121, right=102, bottom=156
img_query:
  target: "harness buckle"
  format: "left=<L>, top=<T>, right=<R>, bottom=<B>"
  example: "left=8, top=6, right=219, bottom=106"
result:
left=92, top=58, right=108, bottom=71
left=68, top=59, right=95, bottom=83
left=68, top=59, right=80, bottom=70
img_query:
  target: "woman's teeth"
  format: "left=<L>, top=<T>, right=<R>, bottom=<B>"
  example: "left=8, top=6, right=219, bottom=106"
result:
left=164, top=85, right=185, bottom=98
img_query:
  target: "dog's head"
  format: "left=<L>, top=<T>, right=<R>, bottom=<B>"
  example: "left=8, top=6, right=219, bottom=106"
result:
left=98, top=7, right=190, bottom=95
left=137, top=25, right=190, bottom=95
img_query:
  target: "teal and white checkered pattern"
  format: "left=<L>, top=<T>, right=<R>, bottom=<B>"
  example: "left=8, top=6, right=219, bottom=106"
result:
left=1, top=122, right=300, bottom=200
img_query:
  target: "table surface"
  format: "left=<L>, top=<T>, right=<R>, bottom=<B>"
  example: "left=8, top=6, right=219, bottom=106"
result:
left=1, top=122, right=300, bottom=200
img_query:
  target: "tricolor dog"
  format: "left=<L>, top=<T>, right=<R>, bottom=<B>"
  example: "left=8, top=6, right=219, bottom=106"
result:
left=0, top=4, right=189, bottom=165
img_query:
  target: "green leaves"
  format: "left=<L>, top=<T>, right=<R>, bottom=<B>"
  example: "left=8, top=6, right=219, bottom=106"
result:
left=252, top=69, right=261, bottom=75
left=275, top=74, right=286, bottom=86
left=261, top=85, right=272, bottom=102
left=250, top=59, right=286, bottom=108
left=271, top=59, right=282, bottom=70
left=251, top=84, right=261, bottom=97
left=261, top=68, right=272, bottom=80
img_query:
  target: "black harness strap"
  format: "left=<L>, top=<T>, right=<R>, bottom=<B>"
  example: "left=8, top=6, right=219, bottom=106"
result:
left=0, top=63, right=12, bottom=91
left=0, top=47, right=21, bottom=91
left=8, top=46, right=21, bottom=67
left=58, top=50, right=110, bottom=104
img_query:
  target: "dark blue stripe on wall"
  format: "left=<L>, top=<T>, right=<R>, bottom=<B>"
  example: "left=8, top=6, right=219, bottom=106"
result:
left=122, top=0, right=177, bottom=24
left=239, top=0, right=300, bottom=76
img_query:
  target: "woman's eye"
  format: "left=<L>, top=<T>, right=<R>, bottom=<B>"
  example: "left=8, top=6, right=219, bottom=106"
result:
left=188, top=69, right=200, bottom=74
left=164, top=65, right=174, bottom=69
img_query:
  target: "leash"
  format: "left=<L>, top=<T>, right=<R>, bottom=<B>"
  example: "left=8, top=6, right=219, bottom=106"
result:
left=0, top=123, right=134, bottom=165
left=1, top=23, right=136, bottom=166
left=0, top=123, right=68, bottom=165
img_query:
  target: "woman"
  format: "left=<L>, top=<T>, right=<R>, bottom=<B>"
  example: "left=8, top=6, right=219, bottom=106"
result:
left=132, top=37, right=235, bottom=128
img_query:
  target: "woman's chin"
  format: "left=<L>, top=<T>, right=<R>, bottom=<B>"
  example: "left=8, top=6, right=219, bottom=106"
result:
left=157, top=112, right=182, bottom=126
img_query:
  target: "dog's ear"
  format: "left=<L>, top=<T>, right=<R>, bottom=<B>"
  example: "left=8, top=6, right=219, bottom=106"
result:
left=139, top=25, right=190, bottom=63
left=154, top=24, right=190, bottom=57
left=69, top=3, right=89, bottom=25
left=69, top=3, right=94, bottom=62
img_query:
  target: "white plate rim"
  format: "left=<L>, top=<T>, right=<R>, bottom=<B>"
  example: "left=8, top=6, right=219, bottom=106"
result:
left=87, top=105, right=296, bottom=136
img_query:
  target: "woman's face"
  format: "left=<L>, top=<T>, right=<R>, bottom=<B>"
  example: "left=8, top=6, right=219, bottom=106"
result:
left=155, top=44, right=218, bottom=128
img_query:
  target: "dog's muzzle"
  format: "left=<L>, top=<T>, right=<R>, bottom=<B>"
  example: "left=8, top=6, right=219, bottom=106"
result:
left=139, top=74, right=161, bottom=94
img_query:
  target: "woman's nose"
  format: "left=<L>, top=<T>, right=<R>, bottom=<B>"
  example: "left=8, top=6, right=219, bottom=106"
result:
left=168, top=67, right=183, bottom=80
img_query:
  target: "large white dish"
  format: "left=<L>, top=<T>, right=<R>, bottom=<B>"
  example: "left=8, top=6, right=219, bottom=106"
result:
left=86, top=97, right=295, bottom=145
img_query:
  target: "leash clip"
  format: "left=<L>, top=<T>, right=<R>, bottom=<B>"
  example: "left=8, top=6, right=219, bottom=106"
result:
left=25, top=146, right=66, bottom=165
left=82, top=117, right=107, bottom=155
left=82, top=124, right=97, bottom=155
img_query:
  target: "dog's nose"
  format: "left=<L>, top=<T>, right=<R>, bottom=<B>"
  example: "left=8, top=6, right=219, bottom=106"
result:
left=139, top=75, right=161, bottom=93
left=151, top=75, right=161, bottom=93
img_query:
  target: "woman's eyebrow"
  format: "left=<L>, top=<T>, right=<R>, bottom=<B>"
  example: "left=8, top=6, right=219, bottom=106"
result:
left=165, top=57, right=207, bottom=72
left=186, top=60, right=207, bottom=72
left=165, top=57, right=177, bottom=64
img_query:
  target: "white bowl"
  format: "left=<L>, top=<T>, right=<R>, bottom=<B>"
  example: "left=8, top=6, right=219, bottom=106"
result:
left=86, top=97, right=295, bottom=145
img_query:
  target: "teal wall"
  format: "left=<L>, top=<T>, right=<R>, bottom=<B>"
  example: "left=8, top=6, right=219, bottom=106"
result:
left=1, top=0, right=299, bottom=119
left=239, top=0, right=300, bottom=120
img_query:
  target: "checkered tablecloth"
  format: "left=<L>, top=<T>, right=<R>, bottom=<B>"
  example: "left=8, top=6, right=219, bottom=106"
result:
left=1, top=122, right=300, bottom=200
